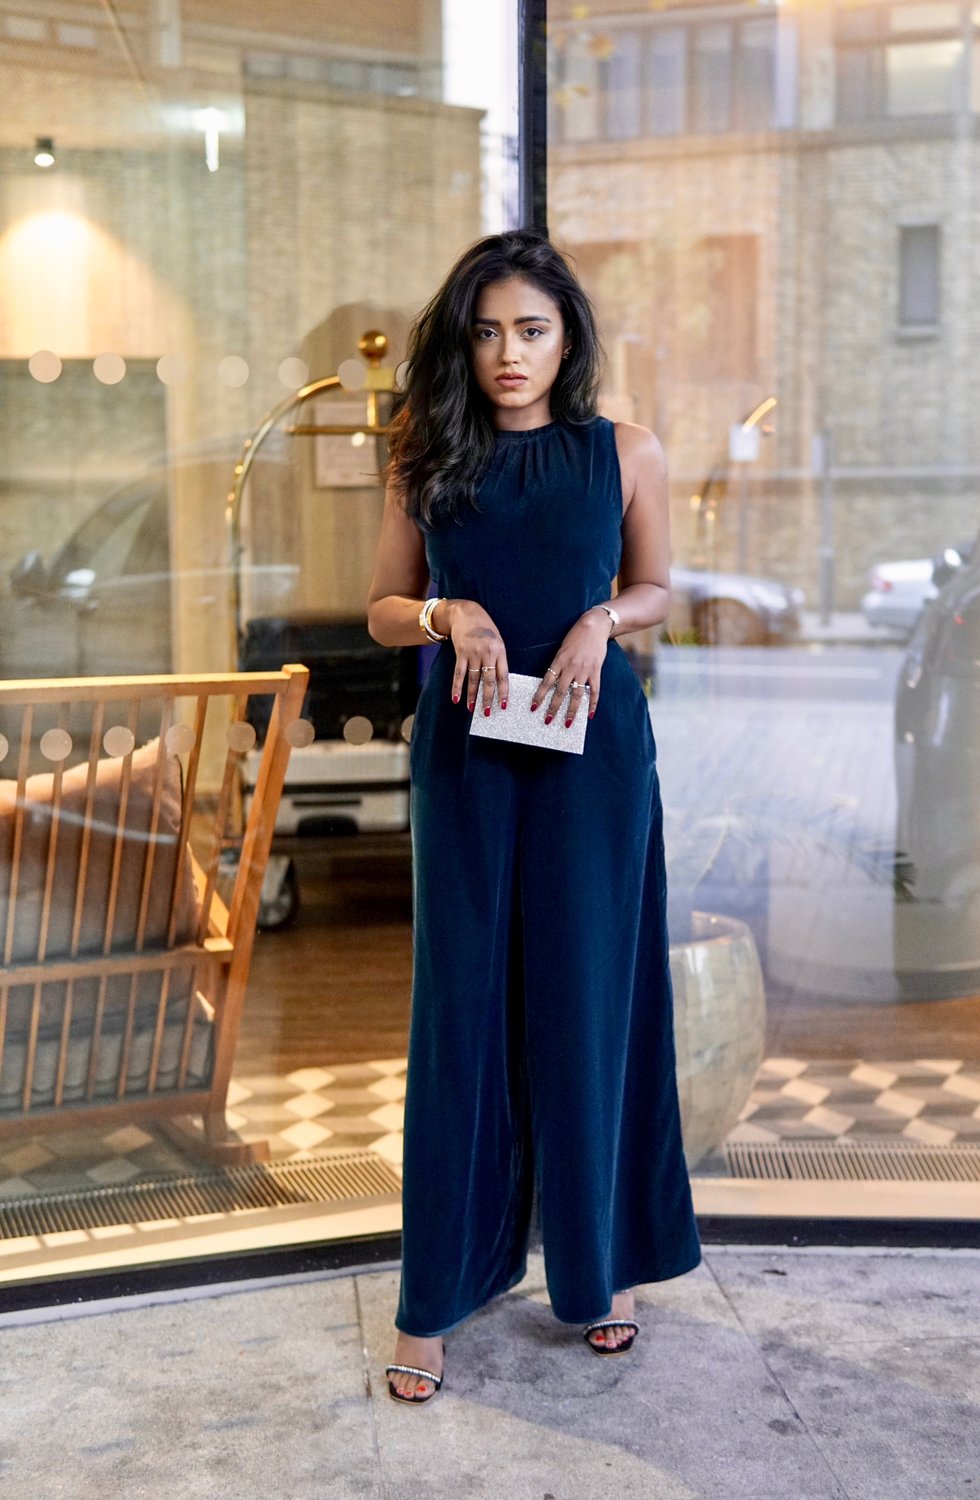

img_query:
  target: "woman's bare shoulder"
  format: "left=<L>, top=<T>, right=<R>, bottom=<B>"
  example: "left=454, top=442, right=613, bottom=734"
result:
left=613, top=419, right=665, bottom=458
left=612, top=421, right=666, bottom=519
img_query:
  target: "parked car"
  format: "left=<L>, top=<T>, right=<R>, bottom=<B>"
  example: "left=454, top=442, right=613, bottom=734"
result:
left=0, top=441, right=297, bottom=681
left=893, top=526, right=980, bottom=995
left=862, top=537, right=974, bottom=635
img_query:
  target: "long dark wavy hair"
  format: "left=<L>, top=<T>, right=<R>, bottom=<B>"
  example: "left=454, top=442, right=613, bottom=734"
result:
left=383, top=229, right=605, bottom=531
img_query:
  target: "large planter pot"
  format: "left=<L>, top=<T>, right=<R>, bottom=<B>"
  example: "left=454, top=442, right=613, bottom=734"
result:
left=670, top=911, right=766, bottom=1171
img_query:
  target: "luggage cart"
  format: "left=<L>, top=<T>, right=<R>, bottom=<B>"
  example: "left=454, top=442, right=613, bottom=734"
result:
left=238, top=611, right=420, bottom=927
left=224, top=331, right=427, bottom=928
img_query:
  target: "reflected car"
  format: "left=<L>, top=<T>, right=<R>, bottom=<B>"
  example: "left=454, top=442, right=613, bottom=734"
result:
left=861, top=538, right=974, bottom=636
left=0, top=446, right=298, bottom=681
left=893, top=527, right=980, bottom=992
left=668, top=567, right=804, bottom=646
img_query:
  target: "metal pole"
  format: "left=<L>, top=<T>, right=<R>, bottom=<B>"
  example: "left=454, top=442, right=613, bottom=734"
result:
left=518, top=0, right=548, bottom=233
left=816, top=429, right=835, bottom=624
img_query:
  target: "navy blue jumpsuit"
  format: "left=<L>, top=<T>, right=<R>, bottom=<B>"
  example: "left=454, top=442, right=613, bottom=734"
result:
left=395, top=413, right=702, bottom=1338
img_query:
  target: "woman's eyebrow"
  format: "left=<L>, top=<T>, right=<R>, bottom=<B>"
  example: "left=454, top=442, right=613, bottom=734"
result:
left=472, top=315, right=553, bottom=327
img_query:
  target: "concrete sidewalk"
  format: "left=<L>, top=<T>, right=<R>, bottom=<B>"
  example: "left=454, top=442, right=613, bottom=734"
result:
left=1, top=1243, right=977, bottom=1499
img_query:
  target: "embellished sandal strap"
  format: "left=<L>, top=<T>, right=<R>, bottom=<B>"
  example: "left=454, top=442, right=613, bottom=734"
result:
left=385, top=1363, right=443, bottom=1386
left=584, top=1318, right=640, bottom=1335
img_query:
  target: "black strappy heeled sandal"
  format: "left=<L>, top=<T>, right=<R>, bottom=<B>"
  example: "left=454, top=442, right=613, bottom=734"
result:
left=583, top=1317, right=640, bottom=1356
left=385, top=1338, right=446, bottom=1404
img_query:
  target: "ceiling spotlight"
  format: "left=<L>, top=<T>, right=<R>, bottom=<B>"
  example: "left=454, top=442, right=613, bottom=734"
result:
left=34, top=136, right=55, bottom=168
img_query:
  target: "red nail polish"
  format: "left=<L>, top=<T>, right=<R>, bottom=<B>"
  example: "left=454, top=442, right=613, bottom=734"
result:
left=544, top=714, right=553, bottom=725
left=484, top=707, right=490, bottom=716
left=564, top=718, right=572, bottom=728
left=530, top=702, right=538, bottom=712
left=588, top=710, right=595, bottom=719
left=452, top=694, right=459, bottom=703
left=501, top=700, right=507, bottom=710
left=467, top=701, right=474, bottom=711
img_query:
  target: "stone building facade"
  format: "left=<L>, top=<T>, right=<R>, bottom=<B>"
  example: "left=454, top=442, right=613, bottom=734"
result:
left=548, top=0, right=980, bottom=606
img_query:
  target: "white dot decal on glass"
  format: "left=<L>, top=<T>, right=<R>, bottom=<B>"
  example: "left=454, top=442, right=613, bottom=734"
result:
left=165, top=723, right=196, bottom=755
left=337, top=358, right=366, bottom=391
left=226, top=721, right=256, bottom=753
left=218, top=355, right=249, bottom=388
left=93, top=353, right=126, bottom=385
left=401, top=714, right=414, bottom=743
left=40, top=728, right=73, bottom=762
left=350, top=431, right=366, bottom=448
left=103, top=725, right=135, bottom=758
left=29, top=350, right=62, bottom=383
left=156, top=354, right=188, bottom=386
left=0, top=734, right=8, bottom=762
left=342, top=715, right=373, bottom=746
left=285, top=718, right=315, bottom=749
left=393, top=360, right=409, bottom=391
left=278, top=357, right=309, bottom=389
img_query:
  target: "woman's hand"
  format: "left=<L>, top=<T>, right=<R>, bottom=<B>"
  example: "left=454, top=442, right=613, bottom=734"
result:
left=446, top=601, right=510, bottom=715
left=530, top=609, right=611, bottom=727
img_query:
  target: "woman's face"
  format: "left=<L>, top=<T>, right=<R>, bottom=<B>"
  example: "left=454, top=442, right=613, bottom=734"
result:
left=469, top=276, right=569, bottom=427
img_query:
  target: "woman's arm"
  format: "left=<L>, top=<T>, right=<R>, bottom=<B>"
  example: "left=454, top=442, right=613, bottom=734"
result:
left=366, top=476, right=460, bottom=646
left=586, top=422, right=670, bottom=640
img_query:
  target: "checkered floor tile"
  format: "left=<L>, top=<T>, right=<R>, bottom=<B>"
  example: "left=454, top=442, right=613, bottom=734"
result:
left=731, top=1058, right=980, bottom=1148
left=1, top=1057, right=978, bottom=1201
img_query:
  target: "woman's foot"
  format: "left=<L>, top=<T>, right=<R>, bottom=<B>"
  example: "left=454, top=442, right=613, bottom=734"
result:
left=387, top=1332, right=445, bottom=1400
left=585, top=1288, right=636, bottom=1351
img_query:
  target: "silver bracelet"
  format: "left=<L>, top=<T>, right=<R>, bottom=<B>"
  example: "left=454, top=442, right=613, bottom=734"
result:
left=596, top=604, right=620, bottom=631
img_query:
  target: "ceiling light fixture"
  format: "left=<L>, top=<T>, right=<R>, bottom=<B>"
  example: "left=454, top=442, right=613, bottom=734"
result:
left=34, top=136, right=55, bottom=168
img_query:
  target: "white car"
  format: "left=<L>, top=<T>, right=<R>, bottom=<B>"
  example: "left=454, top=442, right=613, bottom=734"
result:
left=861, top=541, right=973, bottom=635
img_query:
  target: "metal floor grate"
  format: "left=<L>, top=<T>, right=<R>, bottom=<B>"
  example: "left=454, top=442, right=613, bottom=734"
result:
left=0, top=1150, right=401, bottom=1240
left=725, top=1139, right=980, bottom=1183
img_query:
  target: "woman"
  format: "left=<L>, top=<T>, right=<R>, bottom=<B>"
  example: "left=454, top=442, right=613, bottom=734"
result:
left=366, top=229, right=702, bottom=1405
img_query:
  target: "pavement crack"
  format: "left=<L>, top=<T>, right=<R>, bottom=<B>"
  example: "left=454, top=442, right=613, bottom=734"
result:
left=701, top=1251, right=855, bottom=1500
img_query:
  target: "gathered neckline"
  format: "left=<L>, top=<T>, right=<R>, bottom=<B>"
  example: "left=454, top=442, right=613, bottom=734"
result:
left=492, top=419, right=558, bottom=442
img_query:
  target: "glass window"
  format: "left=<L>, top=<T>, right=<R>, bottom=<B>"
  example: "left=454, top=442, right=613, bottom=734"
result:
left=736, top=20, right=778, bottom=131
left=887, top=38, right=964, bottom=113
left=547, top=5, right=980, bottom=1232
left=646, top=26, right=688, bottom=137
left=692, top=22, right=734, bottom=133
left=0, top=0, right=520, bottom=1288
left=606, top=29, right=644, bottom=140
left=899, top=223, right=941, bottom=324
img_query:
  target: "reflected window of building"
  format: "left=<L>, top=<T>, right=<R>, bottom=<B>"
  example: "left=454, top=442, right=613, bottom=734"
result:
left=550, top=10, right=792, bottom=143
left=836, top=2, right=969, bottom=122
left=647, top=26, right=688, bottom=137
left=898, top=222, right=941, bottom=326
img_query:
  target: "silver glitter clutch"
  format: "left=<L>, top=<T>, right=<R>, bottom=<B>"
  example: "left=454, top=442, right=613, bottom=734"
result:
left=468, top=671, right=589, bottom=755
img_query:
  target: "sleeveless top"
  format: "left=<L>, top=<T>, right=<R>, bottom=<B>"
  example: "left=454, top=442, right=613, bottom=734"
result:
left=421, top=414, right=624, bottom=654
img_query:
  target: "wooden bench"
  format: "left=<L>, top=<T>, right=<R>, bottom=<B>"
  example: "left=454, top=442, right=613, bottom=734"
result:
left=0, top=667, right=308, bottom=1166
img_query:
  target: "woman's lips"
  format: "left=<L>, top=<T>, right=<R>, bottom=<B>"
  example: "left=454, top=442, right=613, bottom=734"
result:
left=496, top=375, right=526, bottom=385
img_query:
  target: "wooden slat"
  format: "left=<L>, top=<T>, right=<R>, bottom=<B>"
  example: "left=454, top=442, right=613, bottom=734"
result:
left=134, top=700, right=175, bottom=952
left=177, top=960, right=209, bottom=1088
left=166, top=696, right=209, bottom=949
left=147, top=968, right=173, bottom=1093
left=69, top=703, right=107, bottom=956
left=0, top=672, right=294, bottom=705
left=195, top=694, right=247, bottom=945
left=100, top=700, right=141, bottom=956
left=1, top=943, right=213, bottom=986
left=3, top=706, right=33, bottom=967
left=53, top=981, right=75, bottom=1109
left=36, top=703, right=71, bottom=963
left=84, top=974, right=110, bottom=1102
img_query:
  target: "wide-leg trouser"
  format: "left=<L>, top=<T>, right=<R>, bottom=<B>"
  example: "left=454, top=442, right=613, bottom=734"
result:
left=394, top=639, right=702, bottom=1338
